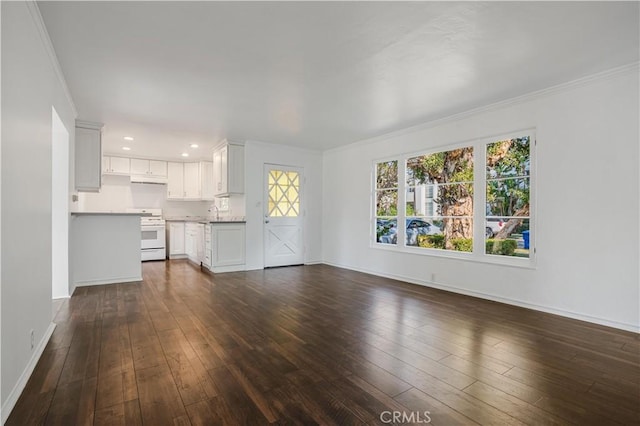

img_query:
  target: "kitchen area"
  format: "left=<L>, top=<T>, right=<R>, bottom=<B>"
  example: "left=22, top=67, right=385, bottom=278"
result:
left=71, top=120, right=248, bottom=288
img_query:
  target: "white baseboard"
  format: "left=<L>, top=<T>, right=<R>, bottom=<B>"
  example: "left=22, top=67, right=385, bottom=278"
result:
left=323, top=261, right=639, bottom=333
left=52, top=295, right=70, bottom=301
left=1, top=322, right=56, bottom=424
left=74, top=275, right=142, bottom=287
left=304, top=260, right=323, bottom=265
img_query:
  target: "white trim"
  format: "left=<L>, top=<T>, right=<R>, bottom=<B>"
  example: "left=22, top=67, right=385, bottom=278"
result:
left=51, top=295, right=71, bottom=301
left=322, top=261, right=639, bottom=334
left=24, top=1, right=77, bottom=118
left=1, top=323, right=57, bottom=424
left=326, top=62, right=640, bottom=154
left=74, top=276, right=142, bottom=287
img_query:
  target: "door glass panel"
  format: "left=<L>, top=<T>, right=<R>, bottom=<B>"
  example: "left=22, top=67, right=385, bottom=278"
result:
left=268, top=170, right=300, bottom=217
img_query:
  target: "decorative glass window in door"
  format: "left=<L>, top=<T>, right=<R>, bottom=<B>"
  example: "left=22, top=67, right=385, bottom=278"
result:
left=268, top=170, right=300, bottom=217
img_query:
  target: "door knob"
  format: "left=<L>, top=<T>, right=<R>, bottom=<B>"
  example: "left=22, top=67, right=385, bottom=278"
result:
left=265, top=220, right=270, bottom=224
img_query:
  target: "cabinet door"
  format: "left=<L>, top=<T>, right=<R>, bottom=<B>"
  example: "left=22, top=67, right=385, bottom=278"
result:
left=211, top=224, right=245, bottom=267
left=149, top=160, right=167, bottom=177
left=75, top=127, right=102, bottom=192
left=110, top=157, right=130, bottom=174
left=130, top=158, right=149, bottom=175
left=220, top=145, right=228, bottom=194
left=183, top=163, right=201, bottom=199
left=200, top=162, right=214, bottom=200
left=169, top=222, right=185, bottom=255
left=102, top=156, right=110, bottom=173
left=196, top=224, right=205, bottom=262
left=167, top=162, right=184, bottom=199
left=227, top=144, right=244, bottom=194
left=212, top=149, right=223, bottom=196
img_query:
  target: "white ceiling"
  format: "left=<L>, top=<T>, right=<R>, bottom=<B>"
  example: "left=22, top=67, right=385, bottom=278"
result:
left=39, top=1, right=639, bottom=159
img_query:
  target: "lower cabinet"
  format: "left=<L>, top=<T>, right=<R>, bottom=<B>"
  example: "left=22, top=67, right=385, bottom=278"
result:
left=167, top=222, right=186, bottom=259
left=207, top=223, right=245, bottom=273
left=185, top=222, right=202, bottom=264
left=168, top=221, right=245, bottom=272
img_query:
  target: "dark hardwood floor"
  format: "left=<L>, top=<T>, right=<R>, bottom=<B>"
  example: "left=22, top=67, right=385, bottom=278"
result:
left=7, top=261, right=640, bottom=425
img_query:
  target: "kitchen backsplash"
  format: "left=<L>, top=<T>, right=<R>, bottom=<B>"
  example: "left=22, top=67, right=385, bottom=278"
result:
left=77, top=175, right=245, bottom=217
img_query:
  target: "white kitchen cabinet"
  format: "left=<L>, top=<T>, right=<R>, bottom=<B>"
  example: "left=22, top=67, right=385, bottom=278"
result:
left=183, top=163, right=201, bottom=199
left=167, top=162, right=184, bottom=199
left=130, top=158, right=167, bottom=177
left=213, top=140, right=244, bottom=197
left=102, top=156, right=130, bottom=175
left=185, top=222, right=204, bottom=264
left=167, top=222, right=186, bottom=259
left=167, top=161, right=213, bottom=201
left=196, top=223, right=205, bottom=263
left=75, top=121, right=103, bottom=192
left=203, top=225, right=212, bottom=268
left=200, top=161, right=214, bottom=200
left=185, top=222, right=197, bottom=262
left=208, top=223, right=245, bottom=273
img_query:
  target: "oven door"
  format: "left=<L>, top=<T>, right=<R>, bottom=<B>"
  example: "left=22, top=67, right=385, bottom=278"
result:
left=141, top=225, right=166, bottom=249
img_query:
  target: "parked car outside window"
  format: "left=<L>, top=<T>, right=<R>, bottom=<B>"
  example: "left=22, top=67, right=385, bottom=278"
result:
left=377, top=218, right=442, bottom=245
left=486, top=218, right=506, bottom=237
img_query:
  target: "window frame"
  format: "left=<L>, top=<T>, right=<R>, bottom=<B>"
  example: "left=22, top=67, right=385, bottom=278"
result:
left=371, top=129, right=536, bottom=268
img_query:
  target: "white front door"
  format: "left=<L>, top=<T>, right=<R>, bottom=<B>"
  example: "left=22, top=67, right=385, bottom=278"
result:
left=264, top=165, right=304, bottom=267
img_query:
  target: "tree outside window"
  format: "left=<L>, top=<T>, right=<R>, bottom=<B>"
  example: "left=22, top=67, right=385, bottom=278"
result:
left=375, top=161, right=398, bottom=245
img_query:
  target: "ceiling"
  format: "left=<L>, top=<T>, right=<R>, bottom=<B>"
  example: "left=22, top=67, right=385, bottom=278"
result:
left=39, top=1, right=639, bottom=159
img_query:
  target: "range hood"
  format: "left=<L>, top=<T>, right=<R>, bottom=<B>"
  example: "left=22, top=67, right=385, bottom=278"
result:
left=130, top=175, right=168, bottom=185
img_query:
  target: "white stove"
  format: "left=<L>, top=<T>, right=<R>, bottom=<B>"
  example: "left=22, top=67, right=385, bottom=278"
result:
left=127, top=208, right=166, bottom=261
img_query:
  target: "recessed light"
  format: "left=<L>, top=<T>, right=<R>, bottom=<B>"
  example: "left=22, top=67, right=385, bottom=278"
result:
left=181, top=152, right=189, bottom=157
left=122, top=146, right=131, bottom=151
left=190, top=144, right=199, bottom=149
left=123, top=136, right=134, bottom=141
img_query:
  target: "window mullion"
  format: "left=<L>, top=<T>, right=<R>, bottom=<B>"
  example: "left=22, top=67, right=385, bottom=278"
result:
left=473, top=141, right=486, bottom=257
left=398, top=158, right=407, bottom=247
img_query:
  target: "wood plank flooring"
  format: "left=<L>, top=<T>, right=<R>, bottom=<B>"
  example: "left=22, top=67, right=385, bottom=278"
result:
left=7, top=261, right=640, bottom=425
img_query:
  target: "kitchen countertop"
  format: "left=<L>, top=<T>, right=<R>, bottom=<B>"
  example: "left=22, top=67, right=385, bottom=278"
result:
left=71, top=211, right=151, bottom=216
left=165, top=216, right=246, bottom=223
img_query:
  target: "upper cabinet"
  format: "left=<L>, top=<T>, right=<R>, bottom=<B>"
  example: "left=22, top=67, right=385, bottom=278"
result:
left=183, top=162, right=201, bottom=200
left=167, top=162, right=185, bottom=199
left=75, top=120, right=104, bottom=192
left=130, top=159, right=167, bottom=178
left=213, top=140, right=244, bottom=197
left=200, top=161, right=214, bottom=200
left=166, top=161, right=213, bottom=201
left=102, top=156, right=130, bottom=175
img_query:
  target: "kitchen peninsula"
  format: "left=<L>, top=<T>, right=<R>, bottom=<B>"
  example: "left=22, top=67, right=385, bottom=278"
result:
left=70, top=211, right=149, bottom=288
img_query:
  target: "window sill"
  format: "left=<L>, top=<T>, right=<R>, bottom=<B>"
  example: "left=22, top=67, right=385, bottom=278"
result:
left=371, top=242, right=537, bottom=269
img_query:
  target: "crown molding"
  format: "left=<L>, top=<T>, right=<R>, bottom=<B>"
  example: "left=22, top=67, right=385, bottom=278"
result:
left=25, top=0, right=78, bottom=118
left=326, top=61, right=640, bottom=154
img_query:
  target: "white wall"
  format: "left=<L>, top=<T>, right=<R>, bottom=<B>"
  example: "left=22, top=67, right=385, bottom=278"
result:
left=323, top=65, right=640, bottom=332
left=245, top=141, right=323, bottom=270
left=78, top=175, right=212, bottom=217
left=51, top=107, right=69, bottom=299
left=1, top=1, right=77, bottom=419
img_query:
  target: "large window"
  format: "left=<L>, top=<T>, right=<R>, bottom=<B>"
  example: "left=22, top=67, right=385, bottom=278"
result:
left=406, top=147, right=474, bottom=252
left=373, top=131, right=534, bottom=265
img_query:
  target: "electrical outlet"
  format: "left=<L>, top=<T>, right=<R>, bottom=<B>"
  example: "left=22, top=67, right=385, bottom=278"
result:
left=30, top=329, right=35, bottom=350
